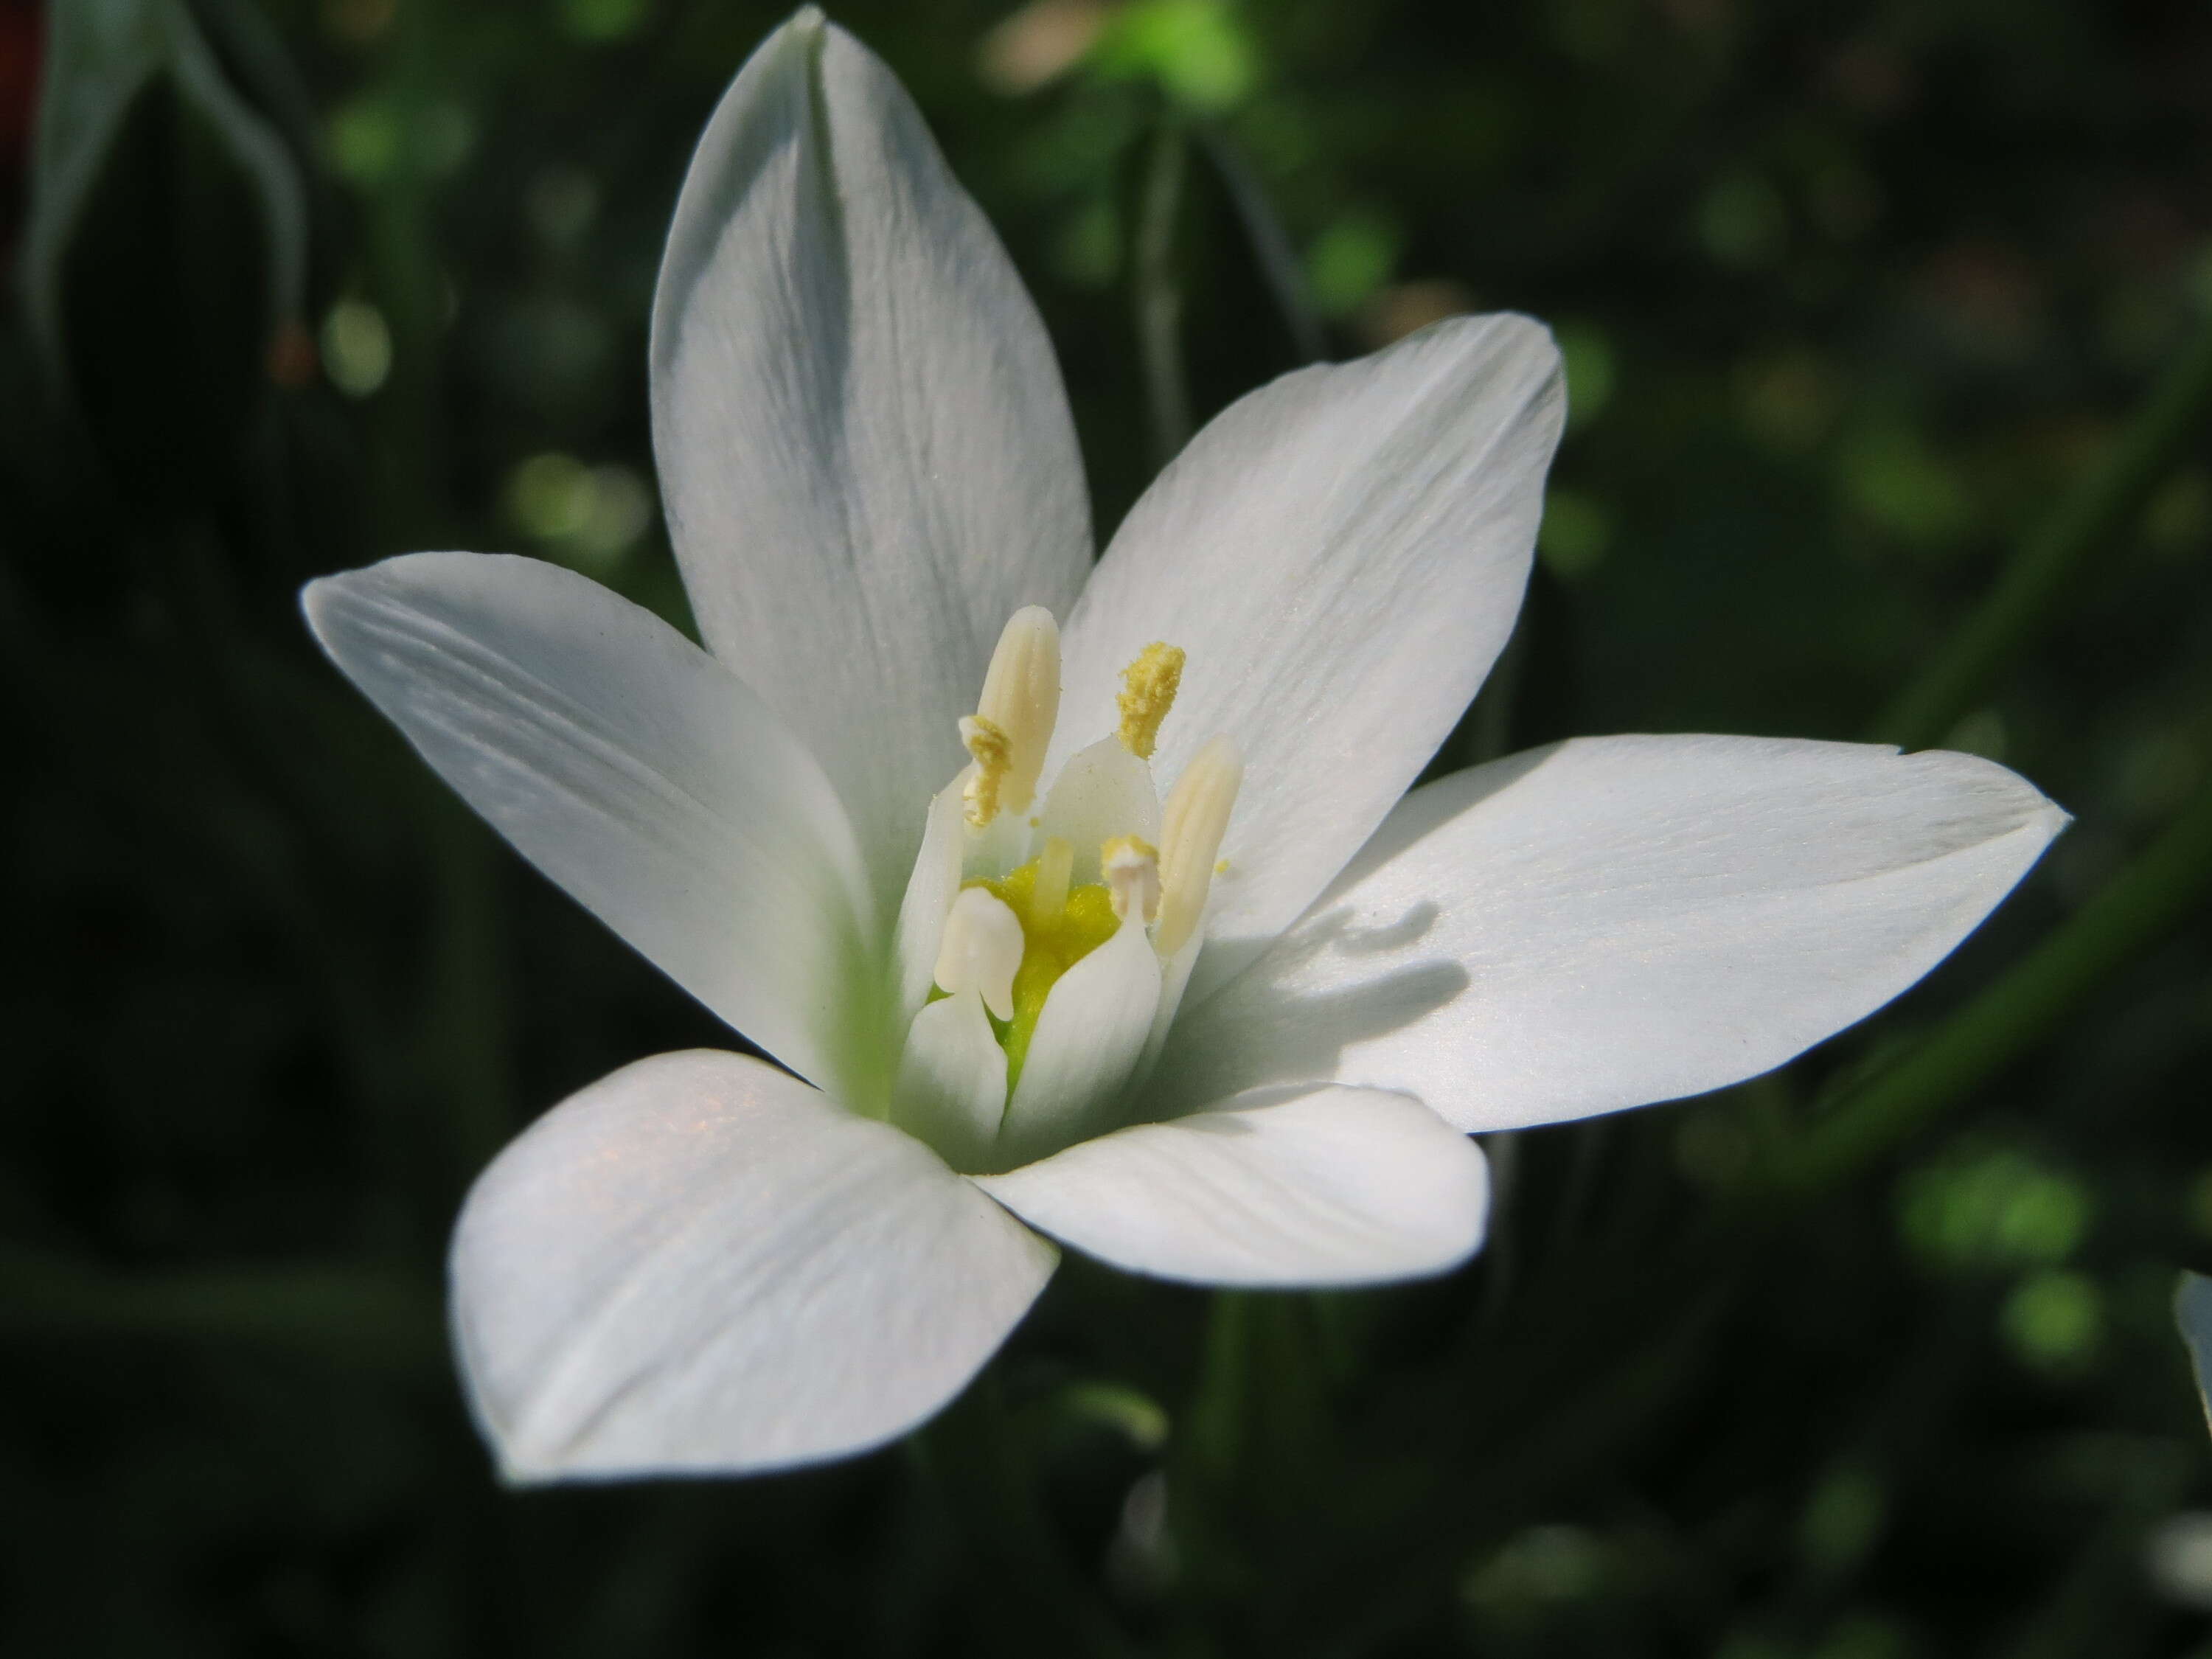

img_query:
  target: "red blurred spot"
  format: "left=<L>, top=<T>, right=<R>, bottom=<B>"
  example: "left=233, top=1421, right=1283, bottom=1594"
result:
left=0, top=0, right=41, bottom=264
left=265, top=316, right=319, bottom=389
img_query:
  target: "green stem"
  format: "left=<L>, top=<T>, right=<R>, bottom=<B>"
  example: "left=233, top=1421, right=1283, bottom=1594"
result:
left=1872, top=312, right=2212, bottom=751
left=916, top=1374, right=1144, bottom=1659
left=425, top=794, right=512, bottom=1179
left=1764, top=768, right=2212, bottom=1193
left=1133, top=115, right=1192, bottom=467
left=1194, top=126, right=1325, bottom=364
left=0, top=1248, right=443, bottom=1377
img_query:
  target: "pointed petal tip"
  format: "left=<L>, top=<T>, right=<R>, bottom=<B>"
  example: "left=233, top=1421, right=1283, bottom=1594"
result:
left=296, top=571, right=338, bottom=634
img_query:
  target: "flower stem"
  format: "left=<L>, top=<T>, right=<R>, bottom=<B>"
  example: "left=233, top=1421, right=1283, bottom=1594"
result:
left=1761, top=765, right=2212, bottom=1193
left=917, top=1371, right=1145, bottom=1659
left=1194, top=127, right=1326, bottom=365
left=424, top=794, right=513, bottom=1179
left=1871, top=308, right=2212, bottom=752
left=1133, top=114, right=1193, bottom=467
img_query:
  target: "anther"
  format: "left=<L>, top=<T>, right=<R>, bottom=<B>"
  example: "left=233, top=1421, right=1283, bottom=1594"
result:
left=1154, top=734, right=1242, bottom=959
left=960, top=607, right=1061, bottom=827
left=933, top=887, right=1024, bottom=1020
left=959, top=716, right=1011, bottom=827
left=1102, top=835, right=1161, bottom=926
left=1116, top=641, right=1185, bottom=760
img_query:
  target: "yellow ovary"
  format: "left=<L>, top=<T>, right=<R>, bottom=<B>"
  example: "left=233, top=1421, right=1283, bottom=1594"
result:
left=966, top=856, right=1120, bottom=1087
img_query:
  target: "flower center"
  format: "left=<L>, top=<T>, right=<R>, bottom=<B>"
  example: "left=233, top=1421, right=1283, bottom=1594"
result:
left=962, top=844, right=1121, bottom=1087
left=888, top=607, right=1244, bottom=1171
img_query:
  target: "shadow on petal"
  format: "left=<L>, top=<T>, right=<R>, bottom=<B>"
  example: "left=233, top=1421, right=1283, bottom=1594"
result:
left=1149, top=898, right=1470, bottom=1119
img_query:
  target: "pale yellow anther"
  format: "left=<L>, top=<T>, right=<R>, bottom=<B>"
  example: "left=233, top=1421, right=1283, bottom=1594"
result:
left=1115, top=641, right=1185, bottom=760
left=960, top=607, right=1062, bottom=827
left=1102, top=834, right=1161, bottom=925
left=1154, top=734, right=1242, bottom=959
left=933, top=886, right=1024, bottom=1021
left=1031, top=835, right=1074, bottom=930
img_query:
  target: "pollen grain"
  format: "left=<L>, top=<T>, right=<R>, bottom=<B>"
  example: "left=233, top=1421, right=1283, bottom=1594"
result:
left=1116, top=641, right=1186, bottom=759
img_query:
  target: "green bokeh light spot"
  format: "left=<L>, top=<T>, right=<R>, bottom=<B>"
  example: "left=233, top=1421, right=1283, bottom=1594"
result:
left=327, top=99, right=400, bottom=184
left=560, top=0, right=651, bottom=44
left=1307, top=210, right=1399, bottom=318
left=1799, top=1464, right=1885, bottom=1573
left=1899, top=1144, right=2091, bottom=1274
left=1700, top=172, right=1787, bottom=270
left=1539, top=490, right=1613, bottom=580
left=2001, top=1269, right=2104, bottom=1373
left=1093, top=0, right=1259, bottom=113
left=1557, top=323, right=1615, bottom=430
left=1839, top=422, right=1977, bottom=551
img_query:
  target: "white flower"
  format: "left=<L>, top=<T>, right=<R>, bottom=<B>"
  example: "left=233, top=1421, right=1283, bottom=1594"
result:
left=303, top=10, right=2067, bottom=1483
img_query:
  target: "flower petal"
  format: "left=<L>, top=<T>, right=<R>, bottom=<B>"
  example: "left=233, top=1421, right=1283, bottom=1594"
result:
left=1163, top=735, right=2068, bottom=1132
left=892, top=777, right=967, bottom=1026
left=304, top=552, right=881, bottom=1102
left=452, top=1050, right=1056, bottom=1481
left=996, top=917, right=1161, bottom=1170
left=975, top=1086, right=1487, bottom=1285
left=1052, top=314, right=1565, bottom=987
left=652, top=10, right=1093, bottom=903
left=891, top=990, right=1009, bottom=1173
left=2176, top=1273, right=2212, bottom=1424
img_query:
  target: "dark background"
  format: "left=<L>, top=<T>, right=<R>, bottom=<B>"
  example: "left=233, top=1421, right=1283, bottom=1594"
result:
left=6, top=1, right=2212, bottom=1655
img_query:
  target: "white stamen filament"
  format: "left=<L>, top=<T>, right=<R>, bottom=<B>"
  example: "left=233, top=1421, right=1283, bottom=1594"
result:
left=932, top=886, right=1024, bottom=1020
left=961, top=606, right=1061, bottom=827
left=1102, top=835, right=1161, bottom=926
left=1154, top=734, right=1242, bottom=959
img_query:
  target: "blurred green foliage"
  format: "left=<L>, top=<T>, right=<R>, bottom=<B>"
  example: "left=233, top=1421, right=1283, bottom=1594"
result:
left=5, top=0, right=2212, bottom=1655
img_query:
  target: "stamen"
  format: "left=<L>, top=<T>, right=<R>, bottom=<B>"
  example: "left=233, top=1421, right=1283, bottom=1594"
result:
left=933, top=886, right=1024, bottom=1021
left=1154, top=734, right=1242, bottom=958
left=1116, top=641, right=1185, bottom=760
left=961, top=607, right=1062, bottom=826
left=958, top=716, right=1012, bottom=827
left=1031, top=835, right=1074, bottom=930
left=1102, top=834, right=1161, bottom=925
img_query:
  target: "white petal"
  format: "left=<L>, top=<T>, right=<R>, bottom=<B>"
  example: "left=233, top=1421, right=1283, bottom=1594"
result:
left=651, top=11, right=1092, bottom=906
left=452, top=1050, right=1055, bottom=1481
left=2177, top=1273, right=2212, bottom=1425
left=304, top=553, right=880, bottom=1103
left=892, top=777, right=967, bottom=1026
left=1052, top=315, right=1564, bottom=990
left=1141, top=922, right=1206, bottom=1077
left=1164, top=735, right=2067, bottom=1132
left=975, top=1086, right=1487, bottom=1286
left=1034, top=736, right=1161, bottom=886
left=996, top=918, right=1161, bottom=1170
left=891, top=992, right=1009, bottom=1172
